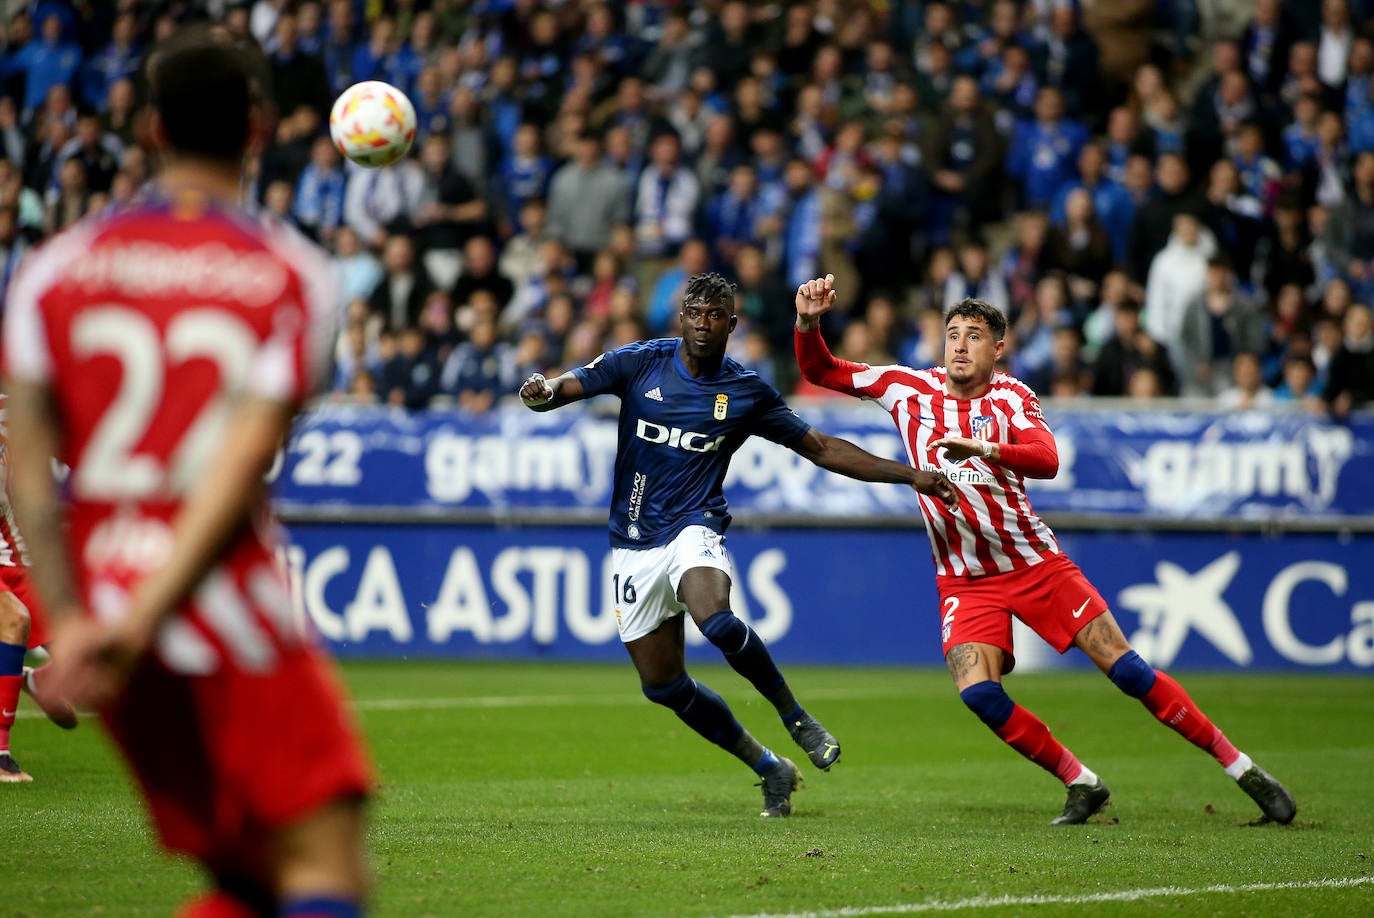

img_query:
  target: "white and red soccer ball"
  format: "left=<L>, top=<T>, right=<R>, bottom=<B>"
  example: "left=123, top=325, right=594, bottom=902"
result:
left=329, top=80, right=417, bottom=168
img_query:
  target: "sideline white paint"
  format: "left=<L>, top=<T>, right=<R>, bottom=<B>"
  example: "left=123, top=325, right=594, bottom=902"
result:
left=717, top=876, right=1374, bottom=918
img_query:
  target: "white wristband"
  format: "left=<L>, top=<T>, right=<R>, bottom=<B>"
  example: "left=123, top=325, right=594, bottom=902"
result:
left=978, top=439, right=993, bottom=459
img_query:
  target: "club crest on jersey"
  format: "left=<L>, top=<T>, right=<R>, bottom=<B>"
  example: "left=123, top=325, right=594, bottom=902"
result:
left=971, top=415, right=996, bottom=439
left=714, top=394, right=729, bottom=420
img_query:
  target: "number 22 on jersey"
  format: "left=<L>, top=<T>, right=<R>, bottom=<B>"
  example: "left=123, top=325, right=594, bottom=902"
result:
left=70, top=306, right=259, bottom=500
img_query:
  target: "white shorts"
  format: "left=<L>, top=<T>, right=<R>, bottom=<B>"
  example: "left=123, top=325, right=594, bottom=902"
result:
left=610, top=525, right=735, bottom=643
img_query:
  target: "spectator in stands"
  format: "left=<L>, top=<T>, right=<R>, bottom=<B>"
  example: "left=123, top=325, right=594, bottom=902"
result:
left=81, top=11, right=140, bottom=111
left=332, top=226, right=384, bottom=306
left=369, top=234, right=438, bottom=332
left=2, top=13, right=81, bottom=118
left=703, top=164, right=764, bottom=271
left=925, top=75, right=1001, bottom=246
left=546, top=130, right=631, bottom=269
left=1093, top=299, right=1176, bottom=397
left=343, top=139, right=426, bottom=250
left=1178, top=256, right=1268, bottom=397
left=1051, top=142, right=1136, bottom=266
left=293, top=136, right=347, bottom=244
left=1218, top=351, right=1276, bottom=411
left=633, top=131, right=699, bottom=260
left=1001, top=210, right=1050, bottom=317
left=414, top=132, right=489, bottom=290
left=1043, top=188, right=1115, bottom=303
left=333, top=323, right=382, bottom=395
left=99, top=77, right=137, bottom=149
left=44, top=157, right=86, bottom=235
left=1273, top=353, right=1326, bottom=413
left=451, top=235, right=516, bottom=314
left=1007, top=87, right=1088, bottom=211
left=1145, top=211, right=1217, bottom=368
left=380, top=326, right=442, bottom=411
left=500, top=199, right=549, bottom=294
left=440, top=313, right=519, bottom=415
left=945, top=238, right=1010, bottom=312
left=497, top=123, right=553, bottom=235
left=1013, top=274, right=1074, bottom=385
left=772, top=157, right=823, bottom=291
left=269, top=13, right=331, bottom=120
left=0, top=203, right=29, bottom=299
left=1324, top=303, right=1374, bottom=416
left=1129, top=153, right=1205, bottom=282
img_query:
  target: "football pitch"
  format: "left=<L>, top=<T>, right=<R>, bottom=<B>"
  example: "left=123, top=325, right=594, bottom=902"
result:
left=11, top=660, right=1374, bottom=917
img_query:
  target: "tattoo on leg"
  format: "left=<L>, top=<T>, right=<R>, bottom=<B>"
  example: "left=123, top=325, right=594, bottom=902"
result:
left=946, top=644, right=980, bottom=683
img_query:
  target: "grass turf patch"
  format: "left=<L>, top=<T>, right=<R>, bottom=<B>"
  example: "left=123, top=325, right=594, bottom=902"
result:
left=10, top=661, right=1373, bottom=916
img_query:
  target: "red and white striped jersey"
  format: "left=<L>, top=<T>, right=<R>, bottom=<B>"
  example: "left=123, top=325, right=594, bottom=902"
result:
left=0, top=411, right=29, bottom=568
left=797, top=330, right=1061, bottom=579
left=2, top=195, right=337, bottom=673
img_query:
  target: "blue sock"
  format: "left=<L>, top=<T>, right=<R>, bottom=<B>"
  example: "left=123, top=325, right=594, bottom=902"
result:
left=752, top=748, right=782, bottom=776
left=779, top=704, right=805, bottom=725
left=280, top=895, right=361, bottom=917
left=643, top=674, right=745, bottom=750
left=0, top=641, right=25, bottom=677
left=699, top=611, right=795, bottom=712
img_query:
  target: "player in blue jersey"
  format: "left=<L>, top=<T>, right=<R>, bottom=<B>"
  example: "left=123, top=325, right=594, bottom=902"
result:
left=520, top=273, right=959, bottom=817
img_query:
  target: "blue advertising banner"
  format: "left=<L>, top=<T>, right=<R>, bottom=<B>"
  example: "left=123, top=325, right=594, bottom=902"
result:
left=280, top=523, right=1374, bottom=672
left=271, top=404, right=1374, bottom=521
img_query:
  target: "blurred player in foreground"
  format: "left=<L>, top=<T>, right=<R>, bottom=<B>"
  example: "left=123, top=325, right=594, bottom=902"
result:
left=3, top=28, right=373, bottom=915
left=520, top=273, right=958, bottom=817
left=794, top=277, right=1296, bottom=826
left=0, top=396, right=79, bottom=783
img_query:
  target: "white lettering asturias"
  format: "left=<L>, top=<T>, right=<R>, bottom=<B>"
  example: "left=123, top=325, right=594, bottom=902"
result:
left=635, top=419, right=725, bottom=452
left=282, top=544, right=793, bottom=649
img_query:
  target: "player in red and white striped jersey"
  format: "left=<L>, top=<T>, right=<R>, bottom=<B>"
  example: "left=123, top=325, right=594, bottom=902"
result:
left=0, top=401, right=78, bottom=782
left=794, top=276, right=1296, bottom=826
left=2, top=28, right=371, bottom=917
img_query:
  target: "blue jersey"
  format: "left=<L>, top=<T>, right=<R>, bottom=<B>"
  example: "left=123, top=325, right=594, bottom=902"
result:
left=573, top=338, right=811, bottom=549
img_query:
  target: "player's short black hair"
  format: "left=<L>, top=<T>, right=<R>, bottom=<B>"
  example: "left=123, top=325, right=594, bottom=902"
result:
left=945, top=297, right=1008, bottom=340
left=683, top=272, right=737, bottom=315
left=145, top=25, right=270, bottom=165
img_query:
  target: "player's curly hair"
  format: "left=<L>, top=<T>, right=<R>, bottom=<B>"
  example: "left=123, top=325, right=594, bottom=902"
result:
left=945, top=297, right=1008, bottom=340
left=683, top=273, right=737, bottom=315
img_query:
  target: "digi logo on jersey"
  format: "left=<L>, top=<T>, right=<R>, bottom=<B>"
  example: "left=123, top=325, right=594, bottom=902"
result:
left=634, top=419, right=726, bottom=452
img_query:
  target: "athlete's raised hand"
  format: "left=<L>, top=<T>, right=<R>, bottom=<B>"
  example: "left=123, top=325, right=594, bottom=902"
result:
left=794, top=274, right=837, bottom=332
left=911, top=469, right=960, bottom=511
left=519, top=372, right=556, bottom=408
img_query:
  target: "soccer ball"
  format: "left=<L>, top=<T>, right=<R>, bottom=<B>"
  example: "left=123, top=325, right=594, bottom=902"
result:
left=329, top=81, right=417, bottom=168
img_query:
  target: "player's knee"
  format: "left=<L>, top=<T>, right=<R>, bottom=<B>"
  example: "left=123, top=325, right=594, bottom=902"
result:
left=959, top=680, right=1015, bottom=730
left=1107, top=650, right=1157, bottom=698
left=642, top=673, right=696, bottom=713
left=699, top=610, right=749, bottom=653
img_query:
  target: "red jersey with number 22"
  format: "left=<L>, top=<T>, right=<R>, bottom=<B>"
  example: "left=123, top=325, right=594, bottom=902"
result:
left=3, top=197, right=336, bottom=673
left=796, top=329, right=1061, bottom=579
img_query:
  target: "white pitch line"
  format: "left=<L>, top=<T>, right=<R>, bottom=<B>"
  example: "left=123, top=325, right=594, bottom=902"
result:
left=718, top=876, right=1374, bottom=918
left=9, top=685, right=908, bottom=719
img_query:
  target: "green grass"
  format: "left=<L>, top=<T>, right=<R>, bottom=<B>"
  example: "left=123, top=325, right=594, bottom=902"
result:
left=10, top=661, right=1374, bottom=917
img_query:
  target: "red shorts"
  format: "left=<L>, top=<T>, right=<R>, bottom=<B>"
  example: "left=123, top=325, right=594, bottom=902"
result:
left=101, top=644, right=373, bottom=872
left=937, top=553, right=1108, bottom=671
left=0, top=565, right=50, bottom=648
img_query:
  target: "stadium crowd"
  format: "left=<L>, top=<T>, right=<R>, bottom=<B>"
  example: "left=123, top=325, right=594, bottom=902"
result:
left=1, top=0, right=1373, bottom=416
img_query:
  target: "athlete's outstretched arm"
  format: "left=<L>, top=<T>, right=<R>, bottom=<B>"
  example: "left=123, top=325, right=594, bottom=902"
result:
left=792, top=429, right=960, bottom=510
left=4, top=381, right=83, bottom=622
left=519, top=370, right=587, bottom=412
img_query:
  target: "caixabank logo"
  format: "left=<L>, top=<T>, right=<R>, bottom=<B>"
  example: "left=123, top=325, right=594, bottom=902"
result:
left=1115, top=551, right=1374, bottom=670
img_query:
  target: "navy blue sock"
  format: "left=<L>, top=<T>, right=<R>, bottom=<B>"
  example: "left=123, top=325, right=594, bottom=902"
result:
left=752, top=748, right=782, bottom=776
left=0, top=641, right=25, bottom=677
left=643, top=674, right=745, bottom=751
left=280, top=895, right=362, bottom=917
left=699, top=611, right=797, bottom=714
